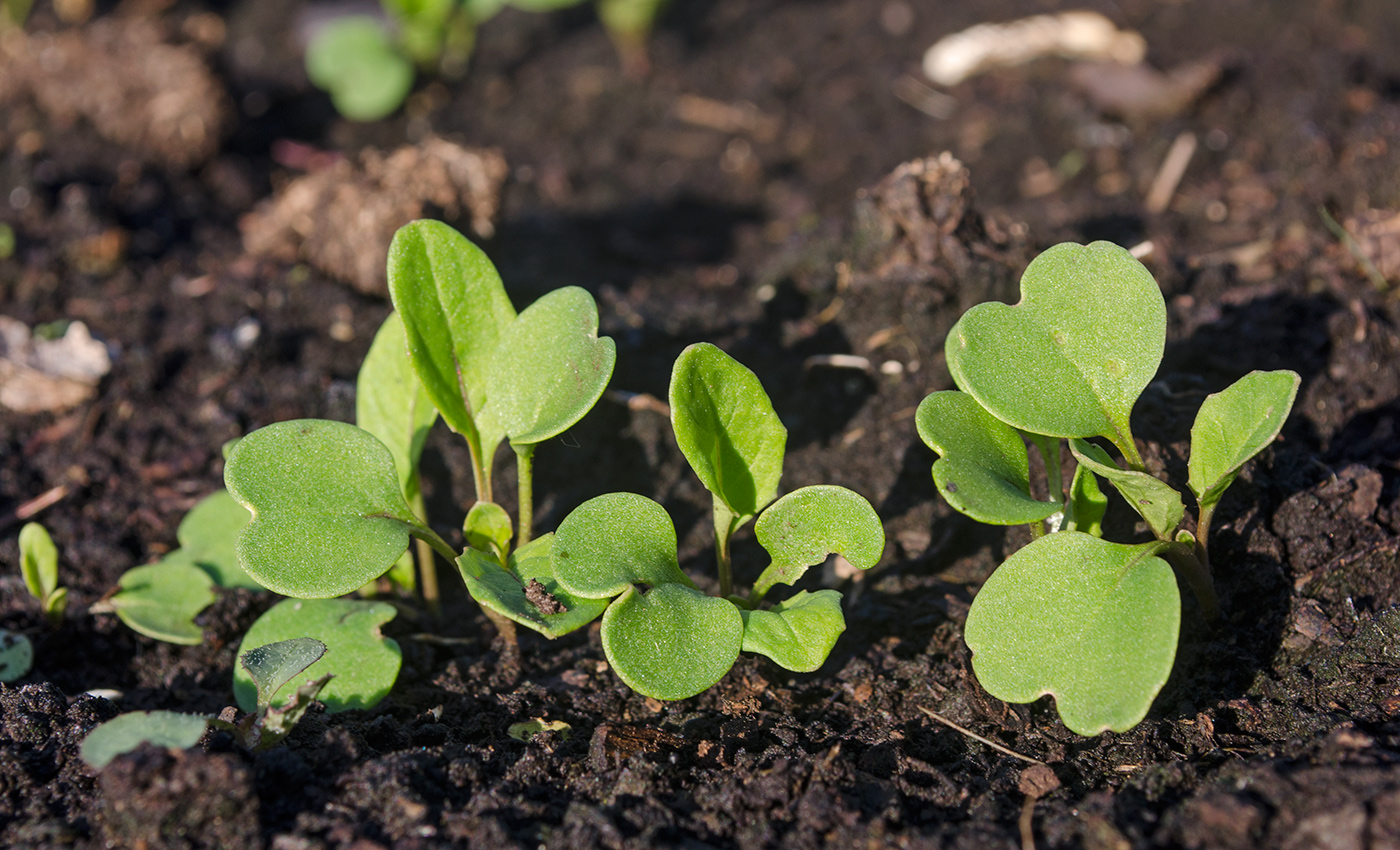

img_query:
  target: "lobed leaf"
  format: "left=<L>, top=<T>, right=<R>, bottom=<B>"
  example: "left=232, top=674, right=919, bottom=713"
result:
left=551, top=493, right=690, bottom=599
left=0, top=629, right=33, bottom=682
left=110, top=562, right=215, bottom=646
left=753, top=485, right=884, bottom=591
left=915, top=392, right=1062, bottom=525
left=1069, top=440, right=1184, bottom=539
left=963, top=532, right=1180, bottom=735
left=484, top=286, right=616, bottom=445
left=740, top=590, right=846, bottom=672
left=945, top=241, right=1165, bottom=447
left=80, top=711, right=210, bottom=770
left=234, top=598, right=401, bottom=714
left=459, top=534, right=609, bottom=638
left=357, top=311, right=439, bottom=500
left=1187, top=370, right=1301, bottom=509
left=175, top=490, right=258, bottom=589
left=225, top=420, right=425, bottom=598
left=670, top=343, right=786, bottom=523
left=305, top=17, right=414, bottom=122
left=387, top=220, right=516, bottom=442
left=18, top=522, right=57, bottom=601
left=600, top=583, right=743, bottom=700
left=240, top=637, right=328, bottom=711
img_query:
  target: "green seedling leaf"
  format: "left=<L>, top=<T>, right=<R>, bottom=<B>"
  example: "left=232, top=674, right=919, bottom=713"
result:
left=387, top=220, right=517, bottom=444
left=225, top=420, right=428, bottom=598
left=234, top=598, right=401, bottom=714
left=305, top=17, right=415, bottom=121
left=670, top=343, right=786, bottom=522
left=601, top=583, right=743, bottom=700
left=740, top=590, right=845, bottom=672
left=1065, top=463, right=1107, bottom=536
left=1069, top=440, right=1184, bottom=539
left=80, top=711, right=210, bottom=770
left=1187, top=370, right=1301, bottom=509
left=752, top=486, right=884, bottom=596
left=175, top=490, right=257, bottom=589
left=357, top=311, right=439, bottom=500
left=240, top=637, right=328, bottom=710
left=254, top=673, right=333, bottom=750
left=963, top=532, right=1180, bottom=735
left=946, top=241, right=1165, bottom=450
left=459, top=534, right=609, bottom=638
left=507, top=718, right=572, bottom=741
left=464, top=501, right=513, bottom=560
left=110, top=562, right=216, bottom=645
left=0, top=629, right=33, bottom=682
left=915, top=392, right=1062, bottom=525
left=552, top=493, right=691, bottom=599
left=484, top=286, right=616, bottom=445
left=18, top=522, right=57, bottom=601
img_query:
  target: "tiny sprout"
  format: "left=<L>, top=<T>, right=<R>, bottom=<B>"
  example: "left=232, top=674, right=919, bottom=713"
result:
left=919, top=241, right=1299, bottom=735
left=18, top=522, right=67, bottom=626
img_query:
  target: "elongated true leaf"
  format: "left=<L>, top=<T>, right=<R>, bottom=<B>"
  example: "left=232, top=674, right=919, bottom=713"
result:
left=176, top=490, right=258, bottom=589
left=1069, top=440, right=1184, bottom=539
left=752, top=486, right=884, bottom=592
left=946, top=241, right=1165, bottom=448
left=110, top=563, right=215, bottom=646
left=740, top=589, right=846, bottom=672
left=225, top=420, right=426, bottom=598
left=387, top=220, right=517, bottom=440
left=1188, top=370, right=1300, bottom=509
left=459, top=534, right=609, bottom=638
left=964, top=532, right=1179, bottom=735
left=484, top=287, right=616, bottom=445
left=1065, top=463, right=1107, bottom=536
left=234, top=598, right=401, bottom=713
left=916, top=392, right=1062, bottom=525
left=240, top=637, right=328, bottom=710
left=601, top=583, right=744, bottom=700
left=0, top=629, right=33, bottom=682
left=18, top=522, right=57, bottom=601
left=670, top=343, right=786, bottom=522
left=552, top=493, right=690, bottom=599
left=357, top=311, right=439, bottom=499
left=305, top=17, right=414, bottom=122
left=80, top=711, right=210, bottom=770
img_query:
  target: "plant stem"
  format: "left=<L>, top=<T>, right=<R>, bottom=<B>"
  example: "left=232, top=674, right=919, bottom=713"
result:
left=1194, top=501, right=1217, bottom=579
left=714, top=502, right=736, bottom=599
left=1112, top=427, right=1147, bottom=472
left=410, top=490, right=440, bottom=615
left=466, top=432, right=493, bottom=504
left=513, top=443, right=535, bottom=548
left=1161, top=542, right=1220, bottom=623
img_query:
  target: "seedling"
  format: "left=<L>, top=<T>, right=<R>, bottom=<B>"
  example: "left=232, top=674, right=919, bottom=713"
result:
left=225, top=219, right=615, bottom=649
left=80, top=638, right=332, bottom=768
left=18, top=522, right=67, bottom=626
left=917, top=241, right=1299, bottom=735
left=541, top=343, right=886, bottom=700
left=306, top=0, right=667, bottom=121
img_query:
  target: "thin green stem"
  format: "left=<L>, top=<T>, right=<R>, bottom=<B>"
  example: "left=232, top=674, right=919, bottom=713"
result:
left=1111, top=425, right=1147, bottom=472
left=413, top=524, right=459, bottom=564
left=466, top=431, right=493, bottom=504
left=714, top=502, right=736, bottom=599
left=410, top=489, right=440, bottom=615
left=1195, top=501, right=1218, bottom=580
left=749, top=564, right=781, bottom=607
left=514, top=443, right=535, bottom=548
left=1160, top=541, right=1220, bottom=623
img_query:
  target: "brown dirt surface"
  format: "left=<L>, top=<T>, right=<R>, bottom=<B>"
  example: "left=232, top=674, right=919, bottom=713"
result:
left=2, top=0, right=1400, bottom=848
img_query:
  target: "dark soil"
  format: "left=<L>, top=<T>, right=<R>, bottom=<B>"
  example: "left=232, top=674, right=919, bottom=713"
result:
left=3, top=0, right=1400, bottom=848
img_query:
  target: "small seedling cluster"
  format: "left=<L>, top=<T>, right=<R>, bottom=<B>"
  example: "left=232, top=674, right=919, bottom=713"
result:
left=917, top=241, right=1299, bottom=735
left=308, top=0, right=667, bottom=121
left=19, top=522, right=67, bottom=626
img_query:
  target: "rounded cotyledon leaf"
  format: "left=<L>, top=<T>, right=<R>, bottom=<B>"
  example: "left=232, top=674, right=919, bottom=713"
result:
left=601, top=583, right=744, bottom=700
left=110, top=562, right=216, bottom=646
left=670, top=343, right=786, bottom=523
left=175, top=490, right=258, bottom=589
left=18, top=521, right=57, bottom=601
left=459, top=534, right=609, bottom=638
left=224, top=420, right=427, bottom=598
left=80, top=711, right=210, bottom=770
left=240, top=637, right=327, bottom=710
left=484, top=286, right=616, bottom=446
left=945, top=241, right=1166, bottom=448
left=750, top=485, right=885, bottom=600
left=1188, top=370, right=1301, bottom=509
left=551, top=492, right=691, bottom=599
left=304, top=17, right=414, bottom=122
left=963, top=531, right=1180, bottom=735
left=915, top=391, right=1062, bottom=526
left=234, top=598, right=401, bottom=714
left=740, top=589, right=846, bottom=673
left=0, top=629, right=34, bottom=682
left=1069, top=439, right=1185, bottom=539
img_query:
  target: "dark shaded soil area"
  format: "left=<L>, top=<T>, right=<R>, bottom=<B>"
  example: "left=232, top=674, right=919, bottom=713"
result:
left=2, top=0, right=1400, bottom=847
